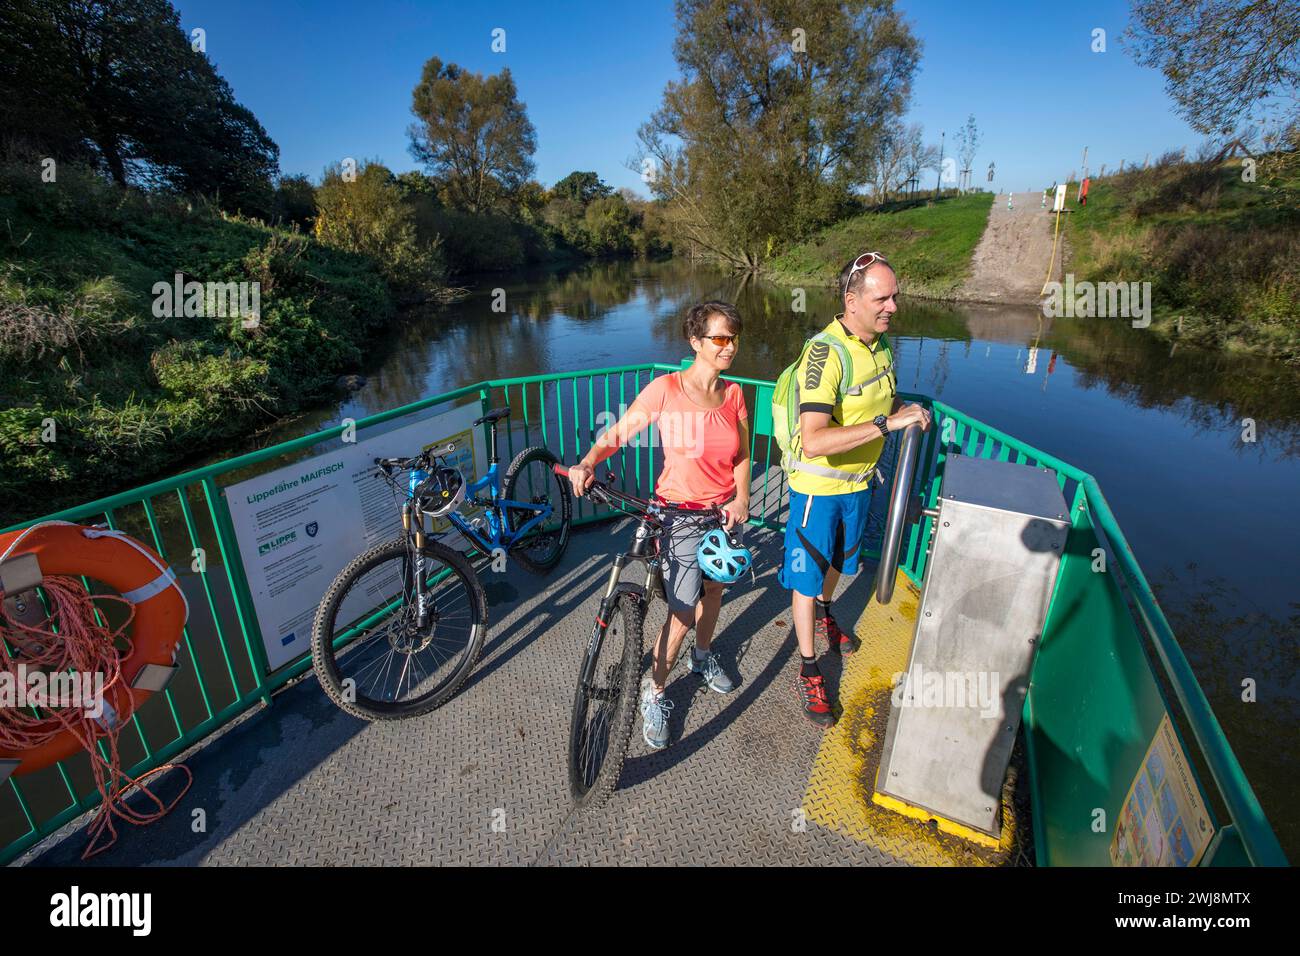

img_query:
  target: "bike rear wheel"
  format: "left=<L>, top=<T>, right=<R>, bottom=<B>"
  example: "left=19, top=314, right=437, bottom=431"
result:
left=567, top=591, right=643, bottom=807
left=312, top=537, right=487, bottom=720
left=503, top=446, right=572, bottom=574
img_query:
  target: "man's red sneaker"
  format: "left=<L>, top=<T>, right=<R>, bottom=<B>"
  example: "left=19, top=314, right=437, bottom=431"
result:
left=796, top=672, right=835, bottom=727
left=815, top=612, right=855, bottom=655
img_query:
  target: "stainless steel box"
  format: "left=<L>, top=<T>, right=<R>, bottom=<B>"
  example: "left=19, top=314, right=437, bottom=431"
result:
left=875, top=455, right=1069, bottom=839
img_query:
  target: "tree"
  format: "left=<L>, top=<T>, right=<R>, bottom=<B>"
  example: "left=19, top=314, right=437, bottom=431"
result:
left=551, top=171, right=613, bottom=205
left=868, top=125, right=928, bottom=202
left=393, top=171, right=437, bottom=197
left=954, top=114, right=980, bottom=193
left=903, top=127, right=941, bottom=194
left=408, top=57, right=537, bottom=213
left=0, top=0, right=279, bottom=212
left=637, top=0, right=919, bottom=269
left=0, top=1, right=94, bottom=162
left=582, top=194, right=635, bottom=256
left=1124, top=0, right=1299, bottom=136
left=870, top=124, right=937, bottom=200
left=514, top=180, right=548, bottom=221
left=273, top=174, right=316, bottom=232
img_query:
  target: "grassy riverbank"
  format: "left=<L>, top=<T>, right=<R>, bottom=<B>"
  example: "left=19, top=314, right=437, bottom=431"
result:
left=0, top=164, right=397, bottom=526
left=1061, top=155, right=1300, bottom=366
left=762, top=192, right=994, bottom=300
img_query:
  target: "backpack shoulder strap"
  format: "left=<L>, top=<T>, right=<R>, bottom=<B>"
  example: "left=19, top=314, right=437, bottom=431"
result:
left=807, top=332, right=853, bottom=401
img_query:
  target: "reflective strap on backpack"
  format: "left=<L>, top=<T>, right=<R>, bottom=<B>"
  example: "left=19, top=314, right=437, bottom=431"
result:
left=844, top=361, right=896, bottom=396
left=788, top=459, right=875, bottom=483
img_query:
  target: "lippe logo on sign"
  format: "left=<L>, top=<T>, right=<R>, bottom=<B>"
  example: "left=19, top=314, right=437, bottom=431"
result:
left=306, top=521, right=319, bottom=538
left=258, top=530, right=297, bottom=556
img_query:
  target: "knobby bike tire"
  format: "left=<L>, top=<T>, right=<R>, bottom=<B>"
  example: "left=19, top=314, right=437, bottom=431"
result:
left=567, top=592, right=644, bottom=808
left=311, top=537, right=488, bottom=720
left=502, top=445, right=572, bottom=574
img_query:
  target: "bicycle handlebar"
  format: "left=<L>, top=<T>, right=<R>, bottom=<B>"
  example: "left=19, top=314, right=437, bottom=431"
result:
left=374, top=441, right=458, bottom=475
left=552, top=464, right=722, bottom=522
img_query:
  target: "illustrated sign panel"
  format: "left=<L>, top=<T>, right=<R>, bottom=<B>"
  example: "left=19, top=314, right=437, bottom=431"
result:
left=1110, top=713, right=1215, bottom=867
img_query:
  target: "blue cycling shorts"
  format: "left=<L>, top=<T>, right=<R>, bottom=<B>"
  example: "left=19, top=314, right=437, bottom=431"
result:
left=778, top=489, right=872, bottom=597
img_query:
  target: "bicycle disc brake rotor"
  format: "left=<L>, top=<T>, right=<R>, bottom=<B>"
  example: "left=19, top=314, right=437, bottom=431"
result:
left=386, top=605, right=436, bottom=654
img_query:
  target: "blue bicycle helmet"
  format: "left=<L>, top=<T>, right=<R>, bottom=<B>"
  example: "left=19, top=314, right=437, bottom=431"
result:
left=697, top=528, right=753, bottom=583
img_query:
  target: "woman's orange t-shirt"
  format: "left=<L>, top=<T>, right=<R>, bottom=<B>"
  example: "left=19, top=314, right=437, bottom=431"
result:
left=627, top=372, right=748, bottom=505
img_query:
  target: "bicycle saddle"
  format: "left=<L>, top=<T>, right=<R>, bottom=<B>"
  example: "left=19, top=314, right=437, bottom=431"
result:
left=473, top=407, right=511, bottom=426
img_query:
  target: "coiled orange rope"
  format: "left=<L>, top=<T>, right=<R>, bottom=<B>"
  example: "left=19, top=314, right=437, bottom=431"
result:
left=1, top=576, right=192, bottom=859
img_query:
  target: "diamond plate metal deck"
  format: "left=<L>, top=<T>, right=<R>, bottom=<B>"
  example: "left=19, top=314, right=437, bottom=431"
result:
left=23, top=518, right=1028, bottom=867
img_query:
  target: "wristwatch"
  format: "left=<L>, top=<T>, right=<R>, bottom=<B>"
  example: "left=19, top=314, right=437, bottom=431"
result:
left=873, top=414, right=889, bottom=438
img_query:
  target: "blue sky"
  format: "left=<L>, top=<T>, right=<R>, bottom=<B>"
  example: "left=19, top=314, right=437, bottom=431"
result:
left=173, top=0, right=1202, bottom=194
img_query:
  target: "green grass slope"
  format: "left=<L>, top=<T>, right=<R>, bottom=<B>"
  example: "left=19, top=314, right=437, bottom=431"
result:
left=1062, top=157, right=1299, bottom=365
left=763, top=192, right=995, bottom=300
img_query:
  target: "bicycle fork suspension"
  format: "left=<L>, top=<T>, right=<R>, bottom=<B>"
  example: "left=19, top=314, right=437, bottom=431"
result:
left=404, top=503, right=431, bottom=630
left=587, top=521, right=657, bottom=649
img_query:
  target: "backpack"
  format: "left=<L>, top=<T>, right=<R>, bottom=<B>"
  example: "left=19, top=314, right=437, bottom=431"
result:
left=771, top=331, right=893, bottom=474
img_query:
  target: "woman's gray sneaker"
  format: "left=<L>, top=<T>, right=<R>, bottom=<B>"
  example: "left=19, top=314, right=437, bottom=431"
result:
left=688, top=649, right=735, bottom=693
left=640, top=677, right=673, bottom=749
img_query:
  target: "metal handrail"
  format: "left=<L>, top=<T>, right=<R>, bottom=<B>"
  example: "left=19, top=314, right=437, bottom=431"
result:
left=874, top=424, right=922, bottom=604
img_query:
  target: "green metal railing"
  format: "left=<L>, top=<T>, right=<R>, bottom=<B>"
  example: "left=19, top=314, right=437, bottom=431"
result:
left=0, top=363, right=1285, bottom=867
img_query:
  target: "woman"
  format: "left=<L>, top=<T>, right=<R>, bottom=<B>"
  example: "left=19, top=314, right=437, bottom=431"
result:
left=568, top=301, right=750, bottom=750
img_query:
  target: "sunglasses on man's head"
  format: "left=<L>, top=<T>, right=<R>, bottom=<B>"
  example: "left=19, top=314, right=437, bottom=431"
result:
left=700, top=333, right=739, bottom=347
left=848, top=251, right=888, bottom=280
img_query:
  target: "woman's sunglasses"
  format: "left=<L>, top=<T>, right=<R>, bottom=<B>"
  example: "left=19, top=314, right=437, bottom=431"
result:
left=700, top=334, right=740, bottom=347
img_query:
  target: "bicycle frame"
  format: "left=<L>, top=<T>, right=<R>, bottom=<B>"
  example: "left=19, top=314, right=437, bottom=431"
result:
left=578, top=516, right=664, bottom=688
left=568, top=476, right=724, bottom=652
left=418, top=416, right=557, bottom=558
left=442, top=460, right=554, bottom=556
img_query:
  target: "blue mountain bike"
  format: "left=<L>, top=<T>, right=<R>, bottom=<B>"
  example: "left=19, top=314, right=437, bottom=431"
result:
left=431, top=407, right=573, bottom=575
left=311, top=406, right=571, bottom=720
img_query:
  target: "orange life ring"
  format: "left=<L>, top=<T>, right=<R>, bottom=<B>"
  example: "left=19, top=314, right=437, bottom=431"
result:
left=0, top=522, right=188, bottom=776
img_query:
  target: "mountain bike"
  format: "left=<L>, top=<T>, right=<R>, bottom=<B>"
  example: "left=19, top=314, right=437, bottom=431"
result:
left=311, top=407, right=572, bottom=720
left=553, top=464, right=724, bottom=808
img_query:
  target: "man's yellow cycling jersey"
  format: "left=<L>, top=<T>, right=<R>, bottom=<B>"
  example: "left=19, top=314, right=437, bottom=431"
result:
left=788, top=316, right=896, bottom=497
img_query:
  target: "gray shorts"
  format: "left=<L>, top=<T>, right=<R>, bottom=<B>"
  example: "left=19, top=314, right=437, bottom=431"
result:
left=660, top=511, right=742, bottom=614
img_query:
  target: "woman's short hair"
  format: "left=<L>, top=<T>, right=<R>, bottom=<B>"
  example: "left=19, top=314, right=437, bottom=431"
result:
left=683, top=300, right=743, bottom=341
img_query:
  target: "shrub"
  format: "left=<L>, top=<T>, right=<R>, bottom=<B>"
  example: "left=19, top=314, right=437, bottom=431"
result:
left=314, top=161, right=447, bottom=295
left=150, top=339, right=271, bottom=409
left=418, top=206, right=530, bottom=273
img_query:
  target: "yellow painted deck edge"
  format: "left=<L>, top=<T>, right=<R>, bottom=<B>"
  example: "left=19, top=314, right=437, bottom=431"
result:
left=870, top=792, right=1002, bottom=849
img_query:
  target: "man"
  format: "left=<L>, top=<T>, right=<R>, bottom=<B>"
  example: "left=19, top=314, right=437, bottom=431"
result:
left=779, top=252, right=931, bottom=727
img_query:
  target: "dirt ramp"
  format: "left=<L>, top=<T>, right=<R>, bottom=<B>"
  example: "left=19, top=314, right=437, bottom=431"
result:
left=959, top=193, right=1057, bottom=306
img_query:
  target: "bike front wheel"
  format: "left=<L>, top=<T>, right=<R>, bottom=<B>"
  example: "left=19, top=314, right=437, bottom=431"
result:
left=567, top=592, right=644, bottom=807
left=312, top=537, right=487, bottom=720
